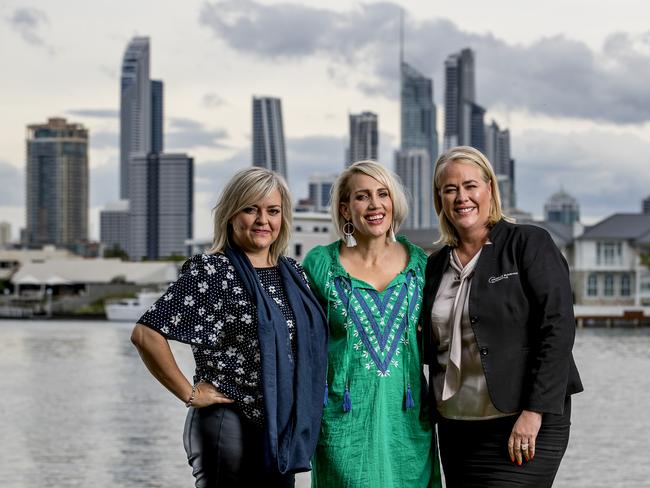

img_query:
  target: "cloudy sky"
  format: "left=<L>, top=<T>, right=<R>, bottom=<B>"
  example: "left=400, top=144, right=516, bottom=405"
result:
left=2, top=0, right=650, bottom=241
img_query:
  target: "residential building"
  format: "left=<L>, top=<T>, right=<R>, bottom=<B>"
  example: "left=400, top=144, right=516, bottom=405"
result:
left=347, top=111, right=378, bottom=166
left=485, top=120, right=515, bottom=209
left=129, top=152, right=193, bottom=261
left=252, top=96, right=287, bottom=179
left=0, top=222, right=11, bottom=247
left=151, top=79, right=164, bottom=153
left=25, top=117, right=88, bottom=248
left=573, top=213, right=650, bottom=307
left=395, top=149, right=434, bottom=229
left=642, top=195, right=650, bottom=214
left=544, top=189, right=580, bottom=225
left=307, top=174, right=337, bottom=212
left=444, top=48, right=475, bottom=150
left=288, top=212, right=335, bottom=261
left=100, top=200, right=130, bottom=256
left=120, top=36, right=151, bottom=199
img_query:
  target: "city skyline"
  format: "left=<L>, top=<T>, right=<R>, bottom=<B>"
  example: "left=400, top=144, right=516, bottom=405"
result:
left=3, top=1, right=650, bottom=240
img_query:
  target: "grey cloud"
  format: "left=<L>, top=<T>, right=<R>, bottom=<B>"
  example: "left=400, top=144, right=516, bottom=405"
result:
left=515, top=130, right=650, bottom=219
left=67, top=109, right=119, bottom=119
left=200, top=0, right=650, bottom=124
left=202, top=93, right=226, bottom=109
left=167, top=118, right=229, bottom=150
left=91, top=131, right=119, bottom=150
left=7, top=7, right=50, bottom=49
left=0, top=161, right=24, bottom=205
left=90, top=158, right=119, bottom=206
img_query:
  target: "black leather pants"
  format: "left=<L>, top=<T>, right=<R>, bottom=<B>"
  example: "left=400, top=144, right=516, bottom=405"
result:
left=183, top=404, right=295, bottom=488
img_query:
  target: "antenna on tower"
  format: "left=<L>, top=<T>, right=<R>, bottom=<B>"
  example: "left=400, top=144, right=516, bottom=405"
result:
left=399, top=8, right=404, bottom=67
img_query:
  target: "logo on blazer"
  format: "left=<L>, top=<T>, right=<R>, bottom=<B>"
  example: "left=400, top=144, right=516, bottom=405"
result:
left=488, top=272, right=519, bottom=284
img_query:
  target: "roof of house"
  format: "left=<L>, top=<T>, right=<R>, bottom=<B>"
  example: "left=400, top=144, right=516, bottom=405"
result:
left=11, top=258, right=179, bottom=285
left=578, top=213, right=650, bottom=241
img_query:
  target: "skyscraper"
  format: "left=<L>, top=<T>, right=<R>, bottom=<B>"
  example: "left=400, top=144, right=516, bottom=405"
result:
left=485, top=120, right=515, bottom=208
left=252, top=96, right=287, bottom=179
left=308, top=174, right=337, bottom=212
left=120, top=37, right=151, bottom=199
left=26, top=118, right=88, bottom=248
left=100, top=200, right=130, bottom=256
left=151, top=79, right=164, bottom=153
left=544, top=190, right=580, bottom=225
left=400, top=62, right=438, bottom=161
left=347, top=111, right=378, bottom=166
left=395, top=149, right=433, bottom=229
left=444, top=48, right=476, bottom=150
left=396, top=56, right=438, bottom=229
left=129, top=153, right=193, bottom=260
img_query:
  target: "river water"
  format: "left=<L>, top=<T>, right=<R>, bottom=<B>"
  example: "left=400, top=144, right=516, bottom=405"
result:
left=0, top=321, right=646, bottom=487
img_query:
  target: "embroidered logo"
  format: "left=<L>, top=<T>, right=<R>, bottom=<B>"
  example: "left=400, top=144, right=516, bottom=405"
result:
left=488, top=272, right=519, bottom=284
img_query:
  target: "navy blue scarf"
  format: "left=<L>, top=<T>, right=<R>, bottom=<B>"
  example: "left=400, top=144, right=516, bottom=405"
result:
left=225, top=246, right=328, bottom=474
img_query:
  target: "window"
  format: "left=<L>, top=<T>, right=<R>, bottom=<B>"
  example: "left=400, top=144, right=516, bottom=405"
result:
left=621, top=274, right=631, bottom=296
left=587, top=274, right=598, bottom=296
left=604, top=274, right=614, bottom=296
left=596, top=242, right=622, bottom=265
left=313, top=226, right=320, bottom=232
left=295, top=226, right=302, bottom=232
left=294, top=243, right=302, bottom=258
left=321, top=227, right=328, bottom=233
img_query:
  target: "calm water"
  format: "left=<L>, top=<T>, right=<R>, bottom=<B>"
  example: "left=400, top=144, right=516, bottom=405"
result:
left=0, top=321, right=646, bottom=487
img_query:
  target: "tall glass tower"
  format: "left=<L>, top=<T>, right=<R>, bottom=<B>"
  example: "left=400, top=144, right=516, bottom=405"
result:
left=252, top=96, right=287, bottom=180
left=120, top=37, right=151, bottom=199
left=400, top=62, right=438, bottom=161
left=347, top=111, right=378, bottom=166
left=444, top=48, right=476, bottom=150
left=26, top=118, right=88, bottom=247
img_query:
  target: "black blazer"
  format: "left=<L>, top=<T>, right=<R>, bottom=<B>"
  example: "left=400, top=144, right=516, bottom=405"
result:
left=422, top=220, right=583, bottom=417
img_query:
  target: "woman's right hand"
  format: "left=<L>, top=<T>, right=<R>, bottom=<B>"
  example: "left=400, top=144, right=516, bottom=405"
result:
left=190, top=382, right=234, bottom=408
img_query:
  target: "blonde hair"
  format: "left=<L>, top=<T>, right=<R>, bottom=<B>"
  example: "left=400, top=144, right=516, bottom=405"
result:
left=330, top=160, right=408, bottom=240
left=433, top=146, right=506, bottom=246
left=208, top=167, right=293, bottom=262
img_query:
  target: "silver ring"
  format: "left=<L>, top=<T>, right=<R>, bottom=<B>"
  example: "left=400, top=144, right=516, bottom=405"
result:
left=521, top=444, right=529, bottom=450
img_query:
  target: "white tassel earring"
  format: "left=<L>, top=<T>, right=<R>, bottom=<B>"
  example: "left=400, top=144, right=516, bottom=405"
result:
left=343, top=220, right=357, bottom=248
left=387, top=224, right=397, bottom=243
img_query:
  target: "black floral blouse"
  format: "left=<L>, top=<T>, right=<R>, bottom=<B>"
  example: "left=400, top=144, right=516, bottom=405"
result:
left=138, top=253, right=300, bottom=426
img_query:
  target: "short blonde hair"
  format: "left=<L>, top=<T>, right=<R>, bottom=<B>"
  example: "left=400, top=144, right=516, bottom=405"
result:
left=433, top=146, right=506, bottom=246
left=208, top=167, right=293, bottom=263
left=330, top=160, right=408, bottom=240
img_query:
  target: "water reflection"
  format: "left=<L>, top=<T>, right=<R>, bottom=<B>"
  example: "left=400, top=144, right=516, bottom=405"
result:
left=0, top=321, right=646, bottom=487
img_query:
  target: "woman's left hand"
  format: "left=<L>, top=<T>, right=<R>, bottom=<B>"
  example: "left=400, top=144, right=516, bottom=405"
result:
left=508, top=410, right=542, bottom=465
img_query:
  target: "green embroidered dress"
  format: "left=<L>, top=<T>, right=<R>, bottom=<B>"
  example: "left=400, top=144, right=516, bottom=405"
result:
left=303, top=237, right=439, bottom=488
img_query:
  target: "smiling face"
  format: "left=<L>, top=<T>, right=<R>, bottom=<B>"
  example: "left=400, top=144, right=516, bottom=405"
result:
left=438, top=160, right=492, bottom=240
left=340, top=173, right=393, bottom=240
left=229, top=189, right=282, bottom=261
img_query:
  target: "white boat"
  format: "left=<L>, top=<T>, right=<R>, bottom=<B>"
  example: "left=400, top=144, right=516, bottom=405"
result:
left=104, top=291, right=162, bottom=322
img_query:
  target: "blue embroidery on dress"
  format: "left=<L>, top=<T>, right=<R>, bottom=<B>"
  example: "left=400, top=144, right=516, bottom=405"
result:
left=333, top=272, right=418, bottom=374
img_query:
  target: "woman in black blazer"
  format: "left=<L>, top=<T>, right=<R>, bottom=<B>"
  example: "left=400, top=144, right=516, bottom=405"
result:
left=423, top=146, right=583, bottom=487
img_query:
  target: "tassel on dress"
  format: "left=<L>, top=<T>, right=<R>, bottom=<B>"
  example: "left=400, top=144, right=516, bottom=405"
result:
left=405, top=384, right=415, bottom=409
left=342, top=386, right=352, bottom=412
left=323, top=383, right=329, bottom=407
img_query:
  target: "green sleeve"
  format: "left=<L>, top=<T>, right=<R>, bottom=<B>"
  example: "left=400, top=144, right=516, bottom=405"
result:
left=302, top=245, right=330, bottom=304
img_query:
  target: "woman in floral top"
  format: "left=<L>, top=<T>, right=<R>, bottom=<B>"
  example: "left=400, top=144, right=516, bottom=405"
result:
left=131, top=168, right=327, bottom=487
left=303, top=161, right=441, bottom=487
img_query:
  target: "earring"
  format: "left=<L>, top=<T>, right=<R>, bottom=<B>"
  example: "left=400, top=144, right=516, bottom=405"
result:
left=387, top=224, right=397, bottom=243
left=343, top=220, right=357, bottom=248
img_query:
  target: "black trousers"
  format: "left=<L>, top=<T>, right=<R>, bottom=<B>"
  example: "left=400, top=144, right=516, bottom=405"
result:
left=438, top=398, right=572, bottom=488
left=183, top=404, right=295, bottom=488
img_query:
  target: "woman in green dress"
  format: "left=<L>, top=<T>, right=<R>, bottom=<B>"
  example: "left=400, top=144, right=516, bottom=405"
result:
left=303, top=161, right=440, bottom=487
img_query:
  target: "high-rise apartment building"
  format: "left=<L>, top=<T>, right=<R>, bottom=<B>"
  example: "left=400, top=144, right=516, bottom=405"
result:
left=252, top=96, right=287, bottom=179
left=25, top=118, right=88, bottom=248
left=0, top=222, right=11, bottom=247
left=444, top=48, right=476, bottom=150
left=396, top=59, right=438, bottom=229
left=120, top=37, right=151, bottom=199
left=308, top=174, right=337, bottom=212
left=485, top=120, right=515, bottom=208
left=100, top=200, right=130, bottom=255
left=347, top=112, right=378, bottom=166
left=643, top=195, right=650, bottom=214
left=400, top=62, right=438, bottom=161
left=395, top=149, right=433, bottom=229
left=544, top=190, right=580, bottom=225
left=129, top=153, right=193, bottom=261
left=151, top=79, right=164, bottom=153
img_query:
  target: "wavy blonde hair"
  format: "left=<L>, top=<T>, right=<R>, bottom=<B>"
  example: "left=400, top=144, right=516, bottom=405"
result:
left=208, top=167, right=292, bottom=262
left=433, top=146, right=507, bottom=246
left=330, top=160, right=408, bottom=240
